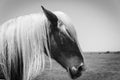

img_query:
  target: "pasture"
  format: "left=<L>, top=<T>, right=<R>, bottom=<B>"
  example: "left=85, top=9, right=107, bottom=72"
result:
left=1, top=52, right=120, bottom=80
left=34, top=52, right=120, bottom=80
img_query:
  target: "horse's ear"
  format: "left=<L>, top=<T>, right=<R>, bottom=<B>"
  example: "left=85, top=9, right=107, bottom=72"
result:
left=41, top=6, right=58, bottom=28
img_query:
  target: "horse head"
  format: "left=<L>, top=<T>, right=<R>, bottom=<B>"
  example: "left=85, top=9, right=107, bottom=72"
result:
left=42, top=6, right=85, bottom=79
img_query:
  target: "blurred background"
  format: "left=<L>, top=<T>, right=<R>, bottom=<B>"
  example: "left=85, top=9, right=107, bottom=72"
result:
left=0, top=0, right=120, bottom=52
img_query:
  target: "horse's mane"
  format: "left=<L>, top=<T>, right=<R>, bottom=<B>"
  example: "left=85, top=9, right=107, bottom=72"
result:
left=0, top=11, right=77, bottom=80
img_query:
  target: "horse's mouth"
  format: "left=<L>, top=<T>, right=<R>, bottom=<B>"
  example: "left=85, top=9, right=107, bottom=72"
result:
left=68, top=68, right=82, bottom=79
left=67, top=65, right=85, bottom=79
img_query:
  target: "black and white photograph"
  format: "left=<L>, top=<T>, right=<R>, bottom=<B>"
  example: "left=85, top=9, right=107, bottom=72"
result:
left=0, top=0, right=120, bottom=80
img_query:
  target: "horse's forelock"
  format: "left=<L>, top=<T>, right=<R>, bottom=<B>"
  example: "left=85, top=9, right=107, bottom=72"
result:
left=54, top=11, right=77, bottom=41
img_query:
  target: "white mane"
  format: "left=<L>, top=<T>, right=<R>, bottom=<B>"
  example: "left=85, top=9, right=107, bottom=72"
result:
left=0, top=11, right=77, bottom=80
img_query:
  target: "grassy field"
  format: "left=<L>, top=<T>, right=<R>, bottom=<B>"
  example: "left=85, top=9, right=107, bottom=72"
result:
left=1, top=52, right=120, bottom=80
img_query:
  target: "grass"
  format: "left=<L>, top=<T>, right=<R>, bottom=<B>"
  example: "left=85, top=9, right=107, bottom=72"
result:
left=36, top=52, right=120, bottom=80
left=1, top=52, right=120, bottom=80
left=79, top=52, right=120, bottom=80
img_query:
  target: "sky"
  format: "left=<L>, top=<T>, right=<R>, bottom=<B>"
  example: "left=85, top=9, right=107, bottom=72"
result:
left=0, top=0, right=120, bottom=52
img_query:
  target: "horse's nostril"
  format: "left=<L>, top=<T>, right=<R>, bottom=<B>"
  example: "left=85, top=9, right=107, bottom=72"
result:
left=78, top=65, right=83, bottom=71
left=68, top=63, right=85, bottom=79
left=68, top=66, right=82, bottom=79
left=78, top=63, right=86, bottom=72
left=71, top=66, right=77, bottom=72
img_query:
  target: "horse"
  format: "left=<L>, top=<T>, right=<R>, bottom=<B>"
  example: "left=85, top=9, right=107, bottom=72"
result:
left=0, top=6, right=85, bottom=80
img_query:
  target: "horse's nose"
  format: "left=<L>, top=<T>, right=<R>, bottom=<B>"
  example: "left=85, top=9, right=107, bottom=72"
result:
left=78, top=63, right=86, bottom=72
left=68, top=63, right=85, bottom=79
left=71, top=66, right=77, bottom=73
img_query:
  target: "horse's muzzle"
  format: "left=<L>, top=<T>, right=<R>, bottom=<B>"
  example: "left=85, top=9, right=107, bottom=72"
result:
left=68, top=63, right=85, bottom=79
